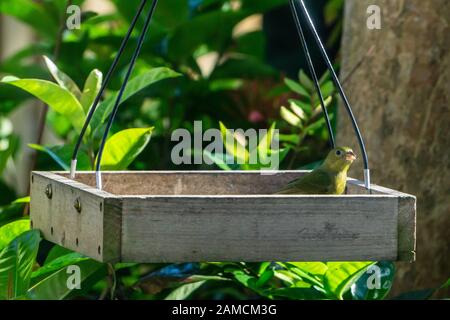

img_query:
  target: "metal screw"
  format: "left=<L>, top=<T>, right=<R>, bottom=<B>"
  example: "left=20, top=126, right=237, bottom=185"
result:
left=74, top=197, right=82, bottom=213
left=45, top=184, right=52, bottom=199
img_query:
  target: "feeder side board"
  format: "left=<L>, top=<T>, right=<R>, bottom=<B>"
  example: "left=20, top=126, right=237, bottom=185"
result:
left=119, top=195, right=398, bottom=262
left=30, top=172, right=122, bottom=262
left=347, top=179, right=417, bottom=261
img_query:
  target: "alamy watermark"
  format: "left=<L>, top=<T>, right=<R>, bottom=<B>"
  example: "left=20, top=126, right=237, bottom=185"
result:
left=367, top=5, right=382, bottom=30
left=171, top=121, right=280, bottom=172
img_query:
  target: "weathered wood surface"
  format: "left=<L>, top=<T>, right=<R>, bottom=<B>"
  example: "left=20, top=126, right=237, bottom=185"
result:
left=30, top=171, right=416, bottom=262
left=30, top=172, right=121, bottom=262
left=63, top=171, right=306, bottom=195
left=121, top=195, right=398, bottom=262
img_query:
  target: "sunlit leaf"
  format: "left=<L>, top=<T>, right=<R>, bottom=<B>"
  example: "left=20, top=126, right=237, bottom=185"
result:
left=92, top=68, right=181, bottom=129
left=80, top=69, right=102, bottom=113
left=1, top=77, right=87, bottom=134
left=324, top=262, right=374, bottom=300
left=26, top=259, right=105, bottom=300
left=0, top=220, right=30, bottom=251
left=0, top=230, right=41, bottom=300
left=219, top=122, right=249, bottom=165
left=280, top=106, right=302, bottom=128
left=43, top=56, right=82, bottom=99
left=99, top=127, right=153, bottom=170
left=164, top=281, right=206, bottom=300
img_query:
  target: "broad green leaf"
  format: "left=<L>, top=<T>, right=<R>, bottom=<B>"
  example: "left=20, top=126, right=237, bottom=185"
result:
left=12, top=197, right=30, bottom=204
left=274, top=270, right=301, bottom=285
left=312, top=96, right=333, bottom=118
left=28, top=144, right=69, bottom=170
left=287, top=262, right=328, bottom=277
left=43, top=56, right=82, bottom=99
left=164, top=281, right=206, bottom=300
left=299, top=70, right=314, bottom=91
left=284, top=78, right=309, bottom=97
left=28, top=144, right=92, bottom=171
left=45, top=245, right=75, bottom=265
left=26, top=259, right=105, bottom=300
left=256, top=270, right=274, bottom=288
left=80, top=69, right=102, bottom=113
left=92, top=68, right=181, bottom=129
left=1, top=77, right=87, bottom=134
left=31, top=253, right=88, bottom=280
left=99, top=127, right=153, bottom=170
left=281, top=106, right=302, bottom=128
left=0, top=230, right=41, bottom=300
left=219, top=122, right=249, bottom=164
left=0, top=220, right=30, bottom=251
left=289, top=101, right=307, bottom=120
left=324, top=262, right=374, bottom=300
left=0, top=0, right=58, bottom=37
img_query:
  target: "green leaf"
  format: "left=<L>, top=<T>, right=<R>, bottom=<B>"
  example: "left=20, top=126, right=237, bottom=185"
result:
left=0, top=220, right=30, bottom=251
left=99, top=127, right=153, bottom=170
left=28, top=144, right=69, bottom=170
left=299, top=70, right=314, bottom=92
left=219, top=122, right=249, bottom=164
left=92, top=68, right=181, bottom=130
left=164, top=281, right=206, bottom=300
left=284, top=78, right=309, bottom=97
left=31, top=253, right=88, bottom=280
left=80, top=69, right=102, bottom=113
left=280, top=106, right=302, bottom=128
left=0, top=0, right=58, bottom=37
left=287, top=262, right=328, bottom=277
left=289, top=101, right=307, bottom=120
left=0, top=230, right=41, bottom=299
left=26, top=259, right=105, bottom=300
left=12, top=197, right=30, bottom=204
left=1, top=77, right=87, bottom=134
left=324, top=262, right=374, bottom=300
left=43, top=56, right=82, bottom=99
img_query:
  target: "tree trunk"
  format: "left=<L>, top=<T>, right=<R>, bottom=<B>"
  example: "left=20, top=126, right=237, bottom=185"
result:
left=339, top=0, right=449, bottom=297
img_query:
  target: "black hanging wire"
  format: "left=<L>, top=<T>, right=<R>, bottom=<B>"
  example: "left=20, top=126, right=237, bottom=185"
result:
left=293, top=0, right=371, bottom=189
left=95, top=0, right=159, bottom=190
left=70, top=0, right=149, bottom=179
left=288, top=0, right=335, bottom=149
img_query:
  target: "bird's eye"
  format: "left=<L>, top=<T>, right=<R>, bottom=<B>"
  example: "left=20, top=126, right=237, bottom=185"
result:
left=335, top=150, right=342, bottom=156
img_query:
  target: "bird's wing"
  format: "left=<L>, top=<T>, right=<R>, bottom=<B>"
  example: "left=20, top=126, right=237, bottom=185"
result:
left=277, top=169, right=333, bottom=194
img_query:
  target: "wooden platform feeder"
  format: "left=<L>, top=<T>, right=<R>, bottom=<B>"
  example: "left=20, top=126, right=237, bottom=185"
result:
left=30, top=171, right=416, bottom=263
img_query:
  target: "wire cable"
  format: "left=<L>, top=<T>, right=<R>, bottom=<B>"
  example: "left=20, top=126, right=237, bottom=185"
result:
left=70, top=0, right=149, bottom=179
left=95, top=0, right=159, bottom=190
left=289, top=0, right=335, bottom=149
left=295, top=0, right=370, bottom=189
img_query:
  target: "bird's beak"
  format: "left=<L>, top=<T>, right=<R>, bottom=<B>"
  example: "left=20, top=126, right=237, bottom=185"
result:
left=345, top=151, right=357, bottom=161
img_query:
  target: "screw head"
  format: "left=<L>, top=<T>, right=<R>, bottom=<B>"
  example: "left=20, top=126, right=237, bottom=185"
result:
left=74, top=197, right=82, bottom=213
left=45, top=184, right=52, bottom=199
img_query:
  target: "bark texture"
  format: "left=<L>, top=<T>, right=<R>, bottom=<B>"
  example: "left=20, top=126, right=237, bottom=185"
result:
left=339, top=0, right=449, bottom=297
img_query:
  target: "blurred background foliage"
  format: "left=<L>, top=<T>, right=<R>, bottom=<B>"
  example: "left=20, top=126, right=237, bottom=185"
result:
left=1, top=0, right=445, bottom=300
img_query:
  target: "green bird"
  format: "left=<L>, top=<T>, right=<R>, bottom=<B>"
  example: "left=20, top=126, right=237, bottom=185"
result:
left=277, top=147, right=357, bottom=195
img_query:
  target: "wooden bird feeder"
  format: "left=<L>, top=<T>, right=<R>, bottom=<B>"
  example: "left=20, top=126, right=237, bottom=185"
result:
left=29, top=0, right=417, bottom=264
left=30, top=171, right=416, bottom=263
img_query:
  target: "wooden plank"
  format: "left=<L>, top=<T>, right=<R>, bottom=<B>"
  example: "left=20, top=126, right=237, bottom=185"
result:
left=120, top=195, right=398, bottom=262
left=30, top=172, right=121, bottom=262
left=63, top=171, right=306, bottom=195
left=347, top=178, right=416, bottom=261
